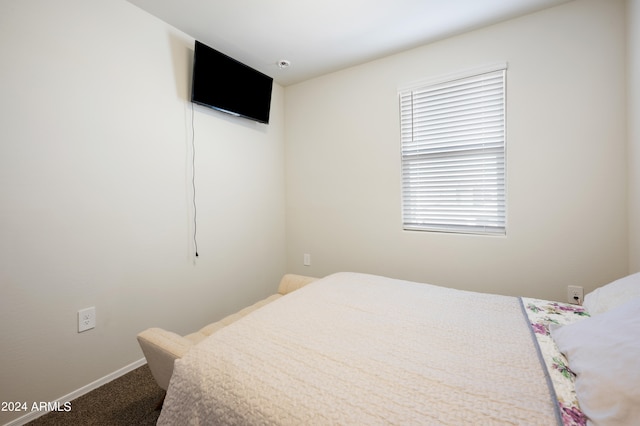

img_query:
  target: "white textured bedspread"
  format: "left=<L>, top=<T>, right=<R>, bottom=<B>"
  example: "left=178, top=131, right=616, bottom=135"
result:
left=158, top=272, right=559, bottom=425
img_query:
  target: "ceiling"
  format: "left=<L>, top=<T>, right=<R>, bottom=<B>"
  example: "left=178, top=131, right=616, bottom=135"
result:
left=127, top=0, right=572, bottom=86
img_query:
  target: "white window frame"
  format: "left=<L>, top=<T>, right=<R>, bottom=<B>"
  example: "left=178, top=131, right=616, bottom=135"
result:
left=399, top=63, right=507, bottom=235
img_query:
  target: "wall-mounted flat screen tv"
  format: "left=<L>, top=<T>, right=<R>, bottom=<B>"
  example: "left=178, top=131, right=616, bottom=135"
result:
left=191, top=40, right=273, bottom=124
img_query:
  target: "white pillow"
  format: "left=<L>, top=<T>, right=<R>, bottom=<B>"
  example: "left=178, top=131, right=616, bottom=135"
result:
left=550, top=297, right=640, bottom=426
left=583, top=272, right=640, bottom=315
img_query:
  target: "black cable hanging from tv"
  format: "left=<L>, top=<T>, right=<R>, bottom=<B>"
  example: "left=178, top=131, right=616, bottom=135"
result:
left=191, top=101, right=199, bottom=257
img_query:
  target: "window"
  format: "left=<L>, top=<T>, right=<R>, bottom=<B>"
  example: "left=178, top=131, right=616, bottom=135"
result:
left=399, top=64, right=507, bottom=235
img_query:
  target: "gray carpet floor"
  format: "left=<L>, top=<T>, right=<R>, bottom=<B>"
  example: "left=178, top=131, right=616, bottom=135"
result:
left=26, top=365, right=164, bottom=426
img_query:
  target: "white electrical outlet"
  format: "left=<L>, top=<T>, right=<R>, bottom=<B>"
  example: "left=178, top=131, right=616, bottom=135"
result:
left=78, top=307, right=96, bottom=333
left=567, top=286, right=584, bottom=305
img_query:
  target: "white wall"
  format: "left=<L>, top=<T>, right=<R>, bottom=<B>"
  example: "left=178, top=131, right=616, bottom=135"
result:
left=629, top=0, right=640, bottom=271
left=285, top=0, right=628, bottom=301
left=0, top=1, right=286, bottom=424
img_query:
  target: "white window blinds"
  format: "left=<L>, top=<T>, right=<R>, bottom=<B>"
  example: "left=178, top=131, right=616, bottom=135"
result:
left=400, top=66, right=506, bottom=235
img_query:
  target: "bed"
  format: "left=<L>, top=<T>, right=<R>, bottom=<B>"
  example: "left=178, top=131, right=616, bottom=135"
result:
left=157, top=272, right=640, bottom=426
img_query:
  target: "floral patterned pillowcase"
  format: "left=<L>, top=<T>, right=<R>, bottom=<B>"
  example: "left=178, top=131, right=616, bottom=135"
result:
left=520, top=298, right=590, bottom=426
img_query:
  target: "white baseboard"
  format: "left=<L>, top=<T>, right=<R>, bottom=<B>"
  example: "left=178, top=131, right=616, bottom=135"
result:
left=4, top=358, right=147, bottom=426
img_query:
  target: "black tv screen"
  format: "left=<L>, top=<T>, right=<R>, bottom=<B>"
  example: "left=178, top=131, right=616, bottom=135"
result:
left=191, top=40, right=273, bottom=124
